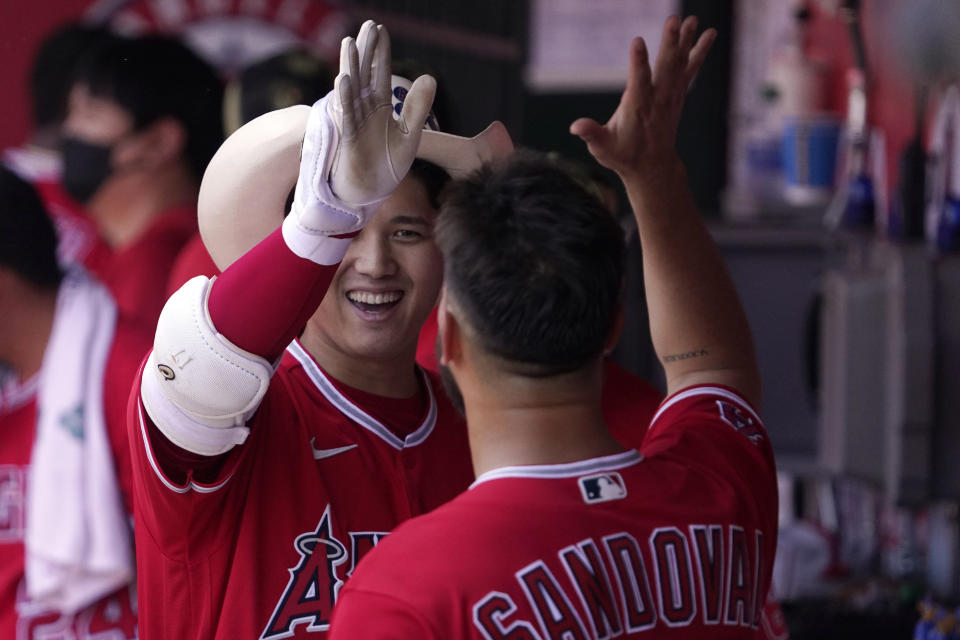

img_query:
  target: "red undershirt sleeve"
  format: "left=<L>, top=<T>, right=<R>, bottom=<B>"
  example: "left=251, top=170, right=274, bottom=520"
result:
left=206, top=227, right=339, bottom=361
left=145, top=419, right=229, bottom=485
left=151, top=227, right=341, bottom=475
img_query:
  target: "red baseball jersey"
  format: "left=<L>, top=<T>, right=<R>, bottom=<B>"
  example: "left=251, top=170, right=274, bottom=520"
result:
left=601, top=359, right=663, bottom=447
left=0, top=317, right=148, bottom=640
left=165, top=231, right=220, bottom=297
left=329, top=385, right=778, bottom=639
left=599, top=373, right=790, bottom=640
left=85, top=206, right=197, bottom=331
left=128, top=339, right=475, bottom=640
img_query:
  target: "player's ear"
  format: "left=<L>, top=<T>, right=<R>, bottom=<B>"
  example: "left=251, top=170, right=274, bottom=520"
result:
left=118, top=116, right=186, bottom=170
left=437, top=287, right=462, bottom=367
left=603, top=304, right=625, bottom=356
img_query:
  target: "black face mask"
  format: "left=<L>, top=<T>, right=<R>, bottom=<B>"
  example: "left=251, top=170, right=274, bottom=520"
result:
left=61, top=136, right=114, bottom=205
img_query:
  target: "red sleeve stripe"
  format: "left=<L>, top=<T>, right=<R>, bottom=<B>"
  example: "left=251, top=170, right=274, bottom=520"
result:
left=470, top=450, right=643, bottom=488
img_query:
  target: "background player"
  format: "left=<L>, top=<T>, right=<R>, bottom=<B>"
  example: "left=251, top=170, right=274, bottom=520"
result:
left=0, top=166, right=146, bottom=639
left=329, top=15, right=778, bottom=639
left=62, top=34, right=222, bottom=330
left=165, top=47, right=336, bottom=294
left=2, top=23, right=118, bottom=269
left=127, top=21, right=478, bottom=639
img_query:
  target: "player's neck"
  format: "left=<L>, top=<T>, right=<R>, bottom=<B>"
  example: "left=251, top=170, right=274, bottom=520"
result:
left=0, top=284, right=57, bottom=383
left=462, top=368, right=626, bottom=476
left=87, top=163, right=197, bottom=249
left=299, top=328, right=421, bottom=399
left=467, top=401, right=624, bottom=476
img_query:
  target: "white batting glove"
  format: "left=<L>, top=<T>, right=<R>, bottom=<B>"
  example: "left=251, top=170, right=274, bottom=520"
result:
left=282, top=20, right=437, bottom=265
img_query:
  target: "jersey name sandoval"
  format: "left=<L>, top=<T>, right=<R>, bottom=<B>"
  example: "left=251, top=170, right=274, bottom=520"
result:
left=474, top=523, right=766, bottom=638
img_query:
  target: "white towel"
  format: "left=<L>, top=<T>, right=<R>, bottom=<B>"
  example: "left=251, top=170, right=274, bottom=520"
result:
left=25, top=271, right=134, bottom=614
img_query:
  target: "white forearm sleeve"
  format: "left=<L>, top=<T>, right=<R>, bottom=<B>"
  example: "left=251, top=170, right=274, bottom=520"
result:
left=141, top=276, right=273, bottom=456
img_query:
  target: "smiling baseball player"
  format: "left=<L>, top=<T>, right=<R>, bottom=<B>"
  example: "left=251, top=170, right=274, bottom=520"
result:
left=126, top=21, right=511, bottom=640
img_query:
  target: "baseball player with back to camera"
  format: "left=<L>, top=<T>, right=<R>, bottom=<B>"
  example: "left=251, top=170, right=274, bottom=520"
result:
left=126, top=21, right=512, bottom=640
left=328, top=15, right=778, bottom=640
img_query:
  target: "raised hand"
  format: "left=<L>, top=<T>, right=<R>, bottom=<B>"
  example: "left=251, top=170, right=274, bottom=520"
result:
left=329, top=20, right=436, bottom=207
left=570, top=16, right=715, bottom=181
left=284, top=20, right=436, bottom=264
left=569, top=17, right=760, bottom=404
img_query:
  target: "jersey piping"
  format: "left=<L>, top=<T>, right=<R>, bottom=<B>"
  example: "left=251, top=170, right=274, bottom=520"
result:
left=286, top=339, right=438, bottom=450
left=470, top=450, right=643, bottom=488
left=136, top=400, right=234, bottom=495
left=650, top=385, right=759, bottom=427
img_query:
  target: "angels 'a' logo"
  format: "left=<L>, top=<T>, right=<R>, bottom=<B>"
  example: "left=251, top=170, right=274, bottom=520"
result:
left=260, top=506, right=348, bottom=639
left=716, top=400, right=764, bottom=445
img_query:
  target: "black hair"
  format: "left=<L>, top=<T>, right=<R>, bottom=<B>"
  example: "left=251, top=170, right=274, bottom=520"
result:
left=0, top=167, right=63, bottom=289
left=29, top=22, right=119, bottom=130
left=544, top=152, right=616, bottom=213
left=72, top=34, right=224, bottom=182
left=281, top=159, right=448, bottom=218
left=435, top=150, right=625, bottom=376
left=408, top=159, right=449, bottom=209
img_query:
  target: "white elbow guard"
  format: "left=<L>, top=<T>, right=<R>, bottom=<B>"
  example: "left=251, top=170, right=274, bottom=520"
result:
left=141, top=276, right=273, bottom=456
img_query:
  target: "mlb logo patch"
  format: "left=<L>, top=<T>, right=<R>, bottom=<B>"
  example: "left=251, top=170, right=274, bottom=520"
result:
left=578, top=472, right=627, bottom=504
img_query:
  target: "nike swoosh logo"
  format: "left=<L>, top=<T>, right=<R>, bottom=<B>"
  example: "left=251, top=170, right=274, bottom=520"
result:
left=310, top=438, right=359, bottom=460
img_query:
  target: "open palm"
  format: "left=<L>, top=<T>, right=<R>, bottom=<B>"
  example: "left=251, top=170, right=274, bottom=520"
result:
left=570, top=16, right=716, bottom=181
left=329, top=20, right=436, bottom=207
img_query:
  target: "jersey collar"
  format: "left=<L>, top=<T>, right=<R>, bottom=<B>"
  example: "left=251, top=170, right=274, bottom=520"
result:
left=286, top=339, right=437, bottom=450
left=470, top=450, right=643, bottom=488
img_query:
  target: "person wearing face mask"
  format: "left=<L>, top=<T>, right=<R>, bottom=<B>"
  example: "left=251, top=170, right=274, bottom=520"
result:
left=3, top=23, right=119, bottom=269
left=61, top=34, right=223, bottom=331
